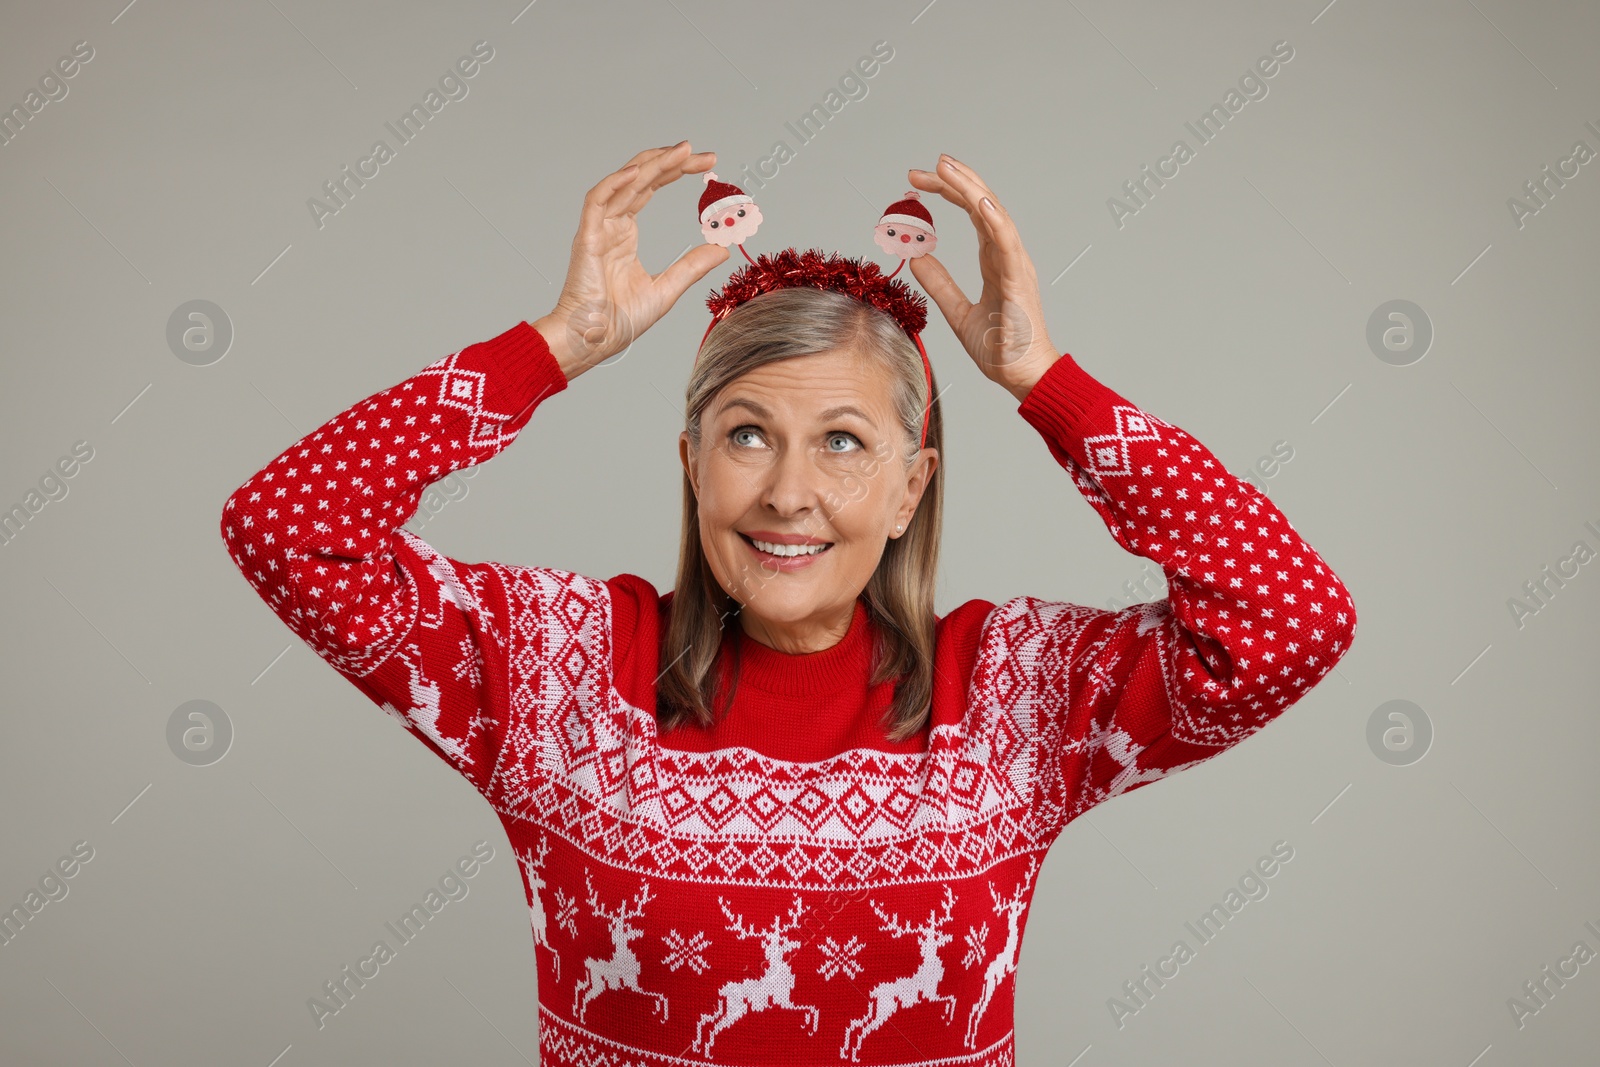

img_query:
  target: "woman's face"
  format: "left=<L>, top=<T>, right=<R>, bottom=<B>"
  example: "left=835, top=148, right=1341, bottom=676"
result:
left=679, top=348, right=938, bottom=646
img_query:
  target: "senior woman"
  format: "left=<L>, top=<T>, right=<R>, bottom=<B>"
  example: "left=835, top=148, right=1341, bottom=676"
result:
left=223, top=141, right=1355, bottom=1065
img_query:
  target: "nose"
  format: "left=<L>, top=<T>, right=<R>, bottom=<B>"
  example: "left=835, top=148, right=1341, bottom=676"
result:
left=724, top=216, right=735, bottom=226
left=899, top=233, right=911, bottom=243
left=759, top=441, right=828, bottom=519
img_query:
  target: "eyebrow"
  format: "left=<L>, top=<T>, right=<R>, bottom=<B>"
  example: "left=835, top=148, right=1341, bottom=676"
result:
left=717, top=397, right=878, bottom=427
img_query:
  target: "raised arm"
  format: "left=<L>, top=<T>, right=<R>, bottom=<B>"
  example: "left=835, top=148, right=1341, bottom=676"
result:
left=907, top=154, right=1355, bottom=834
left=220, top=141, right=729, bottom=806
left=220, top=321, right=570, bottom=801
left=990, top=353, right=1356, bottom=830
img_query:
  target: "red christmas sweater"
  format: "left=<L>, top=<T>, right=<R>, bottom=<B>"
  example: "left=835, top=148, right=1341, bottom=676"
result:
left=221, top=320, right=1355, bottom=1066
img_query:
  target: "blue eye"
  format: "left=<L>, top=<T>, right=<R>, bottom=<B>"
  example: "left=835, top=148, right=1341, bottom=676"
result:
left=730, top=427, right=764, bottom=448
left=827, top=433, right=862, bottom=453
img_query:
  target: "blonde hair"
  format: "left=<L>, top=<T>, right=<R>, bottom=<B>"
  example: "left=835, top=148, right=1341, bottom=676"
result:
left=657, top=287, right=945, bottom=744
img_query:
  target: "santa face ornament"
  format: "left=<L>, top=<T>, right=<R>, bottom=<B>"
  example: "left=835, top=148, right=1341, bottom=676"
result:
left=874, top=190, right=937, bottom=259
left=874, top=220, right=936, bottom=257
left=698, top=172, right=763, bottom=247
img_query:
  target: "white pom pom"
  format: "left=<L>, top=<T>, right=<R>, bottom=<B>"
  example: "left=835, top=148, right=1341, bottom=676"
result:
left=903, top=189, right=921, bottom=200
left=704, top=172, right=718, bottom=184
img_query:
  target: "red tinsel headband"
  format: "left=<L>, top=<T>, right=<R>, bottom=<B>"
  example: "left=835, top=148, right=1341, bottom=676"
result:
left=694, top=177, right=940, bottom=450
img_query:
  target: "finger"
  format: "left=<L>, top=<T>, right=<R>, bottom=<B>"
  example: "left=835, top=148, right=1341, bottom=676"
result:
left=907, top=169, right=969, bottom=216
left=590, top=142, right=683, bottom=220
left=907, top=253, right=974, bottom=336
left=605, top=141, right=697, bottom=218
left=936, top=156, right=1012, bottom=235
left=974, top=191, right=1031, bottom=271
left=935, top=157, right=1006, bottom=248
left=618, top=147, right=717, bottom=220
left=912, top=157, right=982, bottom=217
left=599, top=145, right=675, bottom=218
left=627, top=140, right=686, bottom=164
left=681, top=150, right=717, bottom=176
left=578, top=162, right=647, bottom=235
left=940, top=155, right=1000, bottom=204
left=650, top=241, right=731, bottom=305
left=607, top=142, right=691, bottom=216
left=913, top=161, right=1020, bottom=265
left=577, top=145, right=688, bottom=238
left=910, top=160, right=998, bottom=248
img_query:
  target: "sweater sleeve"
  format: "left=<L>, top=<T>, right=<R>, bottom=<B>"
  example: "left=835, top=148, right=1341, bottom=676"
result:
left=219, top=321, right=571, bottom=807
left=980, top=353, right=1357, bottom=836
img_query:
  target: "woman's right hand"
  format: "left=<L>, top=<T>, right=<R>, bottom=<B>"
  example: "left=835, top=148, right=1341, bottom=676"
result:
left=535, top=141, right=730, bottom=380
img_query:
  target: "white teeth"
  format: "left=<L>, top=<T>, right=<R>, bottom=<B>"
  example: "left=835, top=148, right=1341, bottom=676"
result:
left=750, top=538, right=830, bottom=557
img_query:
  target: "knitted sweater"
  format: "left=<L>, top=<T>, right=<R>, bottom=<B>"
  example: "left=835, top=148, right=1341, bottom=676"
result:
left=221, top=320, right=1355, bottom=1066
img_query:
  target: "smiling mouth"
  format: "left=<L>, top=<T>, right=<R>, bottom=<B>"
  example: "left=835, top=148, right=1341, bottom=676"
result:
left=739, top=533, right=834, bottom=559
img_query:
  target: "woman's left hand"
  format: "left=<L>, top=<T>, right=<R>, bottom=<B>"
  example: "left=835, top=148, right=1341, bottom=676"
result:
left=907, top=155, right=1060, bottom=402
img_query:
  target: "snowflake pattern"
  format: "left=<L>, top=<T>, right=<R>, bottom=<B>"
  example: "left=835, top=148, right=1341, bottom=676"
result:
left=817, top=934, right=864, bottom=980
left=452, top=634, right=482, bottom=686
left=553, top=887, right=580, bottom=937
left=661, top=928, right=712, bottom=975
left=962, top=922, right=990, bottom=970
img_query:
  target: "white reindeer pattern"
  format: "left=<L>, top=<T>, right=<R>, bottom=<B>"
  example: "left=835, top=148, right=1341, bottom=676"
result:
left=407, top=533, right=471, bottom=631
left=839, top=885, right=958, bottom=1061
left=692, top=894, right=819, bottom=1058
left=964, top=857, right=1039, bottom=1049
left=571, top=870, right=669, bottom=1024
left=516, top=834, right=558, bottom=982
left=377, top=647, right=467, bottom=764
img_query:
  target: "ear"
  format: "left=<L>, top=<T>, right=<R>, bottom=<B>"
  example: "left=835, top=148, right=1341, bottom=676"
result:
left=678, top=431, right=700, bottom=498
left=891, top=447, right=939, bottom=535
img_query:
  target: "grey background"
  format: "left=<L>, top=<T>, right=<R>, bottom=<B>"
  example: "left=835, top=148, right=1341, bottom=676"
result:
left=1, top=0, right=1596, bottom=1064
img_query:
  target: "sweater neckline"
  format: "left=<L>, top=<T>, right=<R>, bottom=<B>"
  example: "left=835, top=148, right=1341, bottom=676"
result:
left=727, top=600, right=875, bottom=697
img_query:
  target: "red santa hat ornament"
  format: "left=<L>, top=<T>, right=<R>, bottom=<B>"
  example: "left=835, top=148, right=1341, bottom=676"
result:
left=698, top=172, right=763, bottom=250
left=873, top=190, right=938, bottom=267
